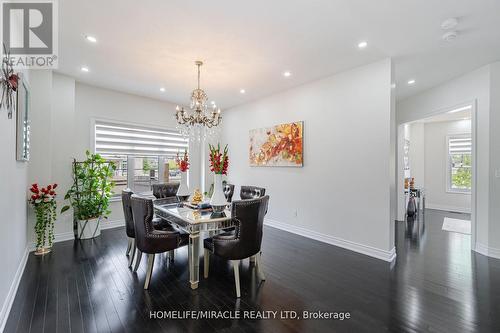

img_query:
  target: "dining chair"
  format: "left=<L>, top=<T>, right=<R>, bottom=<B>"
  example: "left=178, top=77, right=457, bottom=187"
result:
left=240, top=186, right=266, bottom=200
left=223, top=183, right=235, bottom=202
left=130, top=195, right=189, bottom=289
left=122, top=189, right=137, bottom=267
left=152, top=182, right=180, bottom=199
left=203, top=195, right=269, bottom=297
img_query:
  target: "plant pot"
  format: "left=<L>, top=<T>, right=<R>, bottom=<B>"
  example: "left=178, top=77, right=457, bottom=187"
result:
left=176, top=171, right=190, bottom=202
left=34, top=247, right=52, bottom=256
left=77, top=217, right=102, bottom=239
left=210, top=174, right=227, bottom=212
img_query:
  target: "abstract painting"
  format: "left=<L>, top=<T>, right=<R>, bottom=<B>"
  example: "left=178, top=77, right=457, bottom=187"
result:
left=249, top=121, right=303, bottom=167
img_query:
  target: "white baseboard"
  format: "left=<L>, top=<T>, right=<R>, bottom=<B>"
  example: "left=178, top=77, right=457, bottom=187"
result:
left=0, top=246, right=29, bottom=333
left=29, top=219, right=126, bottom=251
left=475, top=243, right=500, bottom=260
left=264, top=218, right=396, bottom=262
left=426, top=203, right=471, bottom=214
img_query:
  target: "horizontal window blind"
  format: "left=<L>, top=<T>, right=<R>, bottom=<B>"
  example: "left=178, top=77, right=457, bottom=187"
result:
left=448, top=136, right=471, bottom=154
left=95, top=120, right=188, bottom=157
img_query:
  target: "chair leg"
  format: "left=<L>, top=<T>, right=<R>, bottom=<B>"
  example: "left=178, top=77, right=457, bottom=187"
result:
left=126, top=237, right=132, bottom=256
left=204, top=249, right=210, bottom=278
left=255, top=252, right=266, bottom=281
left=249, top=255, right=256, bottom=264
left=133, top=250, right=142, bottom=272
left=128, top=239, right=136, bottom=267
left=144, top=254, right=155, bottom=290
left=232, top=260, right=241, bottom=298
left=169, top=250, right=175, bottom=262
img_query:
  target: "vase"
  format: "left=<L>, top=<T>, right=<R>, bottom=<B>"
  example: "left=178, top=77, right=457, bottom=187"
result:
left=176, top=171, right=190, bottom=202
left=77, top=217, right=102, bottom=239
left=210, top=173, right=227, bottom=212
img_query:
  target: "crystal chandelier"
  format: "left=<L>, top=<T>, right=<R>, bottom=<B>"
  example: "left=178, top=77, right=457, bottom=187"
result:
left=175, top=61, right=221, bottom=142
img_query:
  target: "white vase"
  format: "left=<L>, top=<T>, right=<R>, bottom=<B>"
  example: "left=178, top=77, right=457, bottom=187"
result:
left=176, top=171, right=190, bottom=201
left=77, top=217, right=101, bottom=239
left=210, top=173, right=227, bottom=212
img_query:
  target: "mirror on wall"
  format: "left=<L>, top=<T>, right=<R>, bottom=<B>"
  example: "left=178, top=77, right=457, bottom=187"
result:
left=16, top=75, right=30, bottom=162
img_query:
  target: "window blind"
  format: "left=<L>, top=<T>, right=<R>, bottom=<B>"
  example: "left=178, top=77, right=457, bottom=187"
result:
left=94, top=120, right=188, bottom=157
left=448, top=136, right=471, bottom=154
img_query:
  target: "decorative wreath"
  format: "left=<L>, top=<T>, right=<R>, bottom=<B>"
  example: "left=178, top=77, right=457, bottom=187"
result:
left=1, top=44, right=19, bottom=118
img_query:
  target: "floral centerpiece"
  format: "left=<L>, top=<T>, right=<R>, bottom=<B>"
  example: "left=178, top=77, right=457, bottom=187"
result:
left=175, top=149, right=190, bottom=202
left=208, top=143, right=229, bottom=212
left=29, top=183, right=58, bottom=255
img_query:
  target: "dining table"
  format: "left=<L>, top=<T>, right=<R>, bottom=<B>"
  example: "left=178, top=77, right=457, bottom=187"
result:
left=153, top=199, right=234, bottom=289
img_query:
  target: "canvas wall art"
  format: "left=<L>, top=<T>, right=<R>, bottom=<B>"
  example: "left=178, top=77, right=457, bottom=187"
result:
left=249, top=121, right=303, bottom=167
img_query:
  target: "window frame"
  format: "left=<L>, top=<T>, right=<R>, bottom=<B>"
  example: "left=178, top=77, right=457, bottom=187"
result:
left=90, top=118, right=188, bottom=200
left=446, top=134, right=472, bottom=194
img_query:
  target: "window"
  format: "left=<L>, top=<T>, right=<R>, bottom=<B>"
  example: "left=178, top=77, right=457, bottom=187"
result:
left=94, top=120, right=188, bottom=196
left=447, top=135, right=471, bottom=193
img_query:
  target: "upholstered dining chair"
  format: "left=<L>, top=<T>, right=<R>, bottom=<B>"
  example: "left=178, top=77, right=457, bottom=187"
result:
left=130, top=195, right=189, bottom=289
left=152, top=182, right=180, bottom=199
left=122, top=189, right=137, bottom=267
left=240, top=186, right=266, bottom=200
left=203, top=195, right=269, bottom=297
left=223, top=183, right=235, bottom=202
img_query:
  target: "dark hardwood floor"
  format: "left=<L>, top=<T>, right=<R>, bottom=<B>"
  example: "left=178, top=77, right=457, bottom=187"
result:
left=5, top=209, right=500, bottom=333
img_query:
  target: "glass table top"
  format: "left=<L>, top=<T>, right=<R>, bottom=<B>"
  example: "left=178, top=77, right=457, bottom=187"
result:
left=154, top=203, right=232, bottom=224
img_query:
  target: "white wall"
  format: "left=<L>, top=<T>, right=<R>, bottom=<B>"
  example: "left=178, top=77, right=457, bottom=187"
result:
left=424, top=120, right=471, bottom=213
left=0, top=71, right=29, bottom=331
left=489, top=62, right=500, bottom=251
left=221, top=59, right=395, bottom=260
left=27, top=73, right=191, bottom=239
left=397, top=64, right=495, bottom=254
left=408, top=122, right=425, bottom=188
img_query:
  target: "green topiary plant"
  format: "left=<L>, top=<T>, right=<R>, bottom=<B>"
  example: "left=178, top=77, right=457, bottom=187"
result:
left=61, top=150, right=115, bottom=239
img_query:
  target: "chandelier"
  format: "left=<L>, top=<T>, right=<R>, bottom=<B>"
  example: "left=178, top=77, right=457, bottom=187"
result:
left=175, top=61, right=221, bottom=142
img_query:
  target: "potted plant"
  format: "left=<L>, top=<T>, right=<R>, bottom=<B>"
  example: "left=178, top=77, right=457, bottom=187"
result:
left=29, top=183, right=58, bottom=255
left=208, top=143, right=229, bottom=212
left=175, top=149, right=190, bottom=202
left=61, top=151, right=115, bottom=239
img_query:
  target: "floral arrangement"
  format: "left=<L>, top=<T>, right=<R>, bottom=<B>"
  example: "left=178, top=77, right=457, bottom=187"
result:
left=29, top=183, right=58, bottom=253
left=176, top=149, right=189, bottom=172
left=1, top=44, right=19, bottom=118
left=208, top=143, right=229, bottom=175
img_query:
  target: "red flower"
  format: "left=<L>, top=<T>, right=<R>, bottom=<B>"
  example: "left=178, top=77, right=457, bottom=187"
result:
left=30, top=187, right=39, bottom=194
left=49, top=190, right=55, bottom=196
left=53, top=183, right=58, bottom=189
left=32, top=183, right=38, bottom=188
left=47, top=184, right=52, bottom=190
left=31, top=195, right=37, bottom=200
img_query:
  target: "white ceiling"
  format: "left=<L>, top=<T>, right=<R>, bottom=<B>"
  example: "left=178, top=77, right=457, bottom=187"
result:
left=57, top=0, right=500, bottom=109
left=416, top=109, right=471, bottom=123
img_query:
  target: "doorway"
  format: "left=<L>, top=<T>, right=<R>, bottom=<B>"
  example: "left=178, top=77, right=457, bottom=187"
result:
left=396, top=101, right=477, bottom=249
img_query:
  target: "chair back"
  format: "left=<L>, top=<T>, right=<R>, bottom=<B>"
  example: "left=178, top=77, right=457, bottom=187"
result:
left=240, top=186, right=266, bottom=200
left=121, top=189, right=135, bottom=238
left=232, top=195, right=269, bottom=258
left=152, top=182, right=179, bottom=199
left=130, top=195, right=155, bottom=252
left=224, top=183, right=235, bottom=202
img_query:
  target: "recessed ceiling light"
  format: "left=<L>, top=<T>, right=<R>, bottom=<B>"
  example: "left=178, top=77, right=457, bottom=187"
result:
left=240, top=89, right=246, bottom=94
left=81, top=66, right=89, bottom=72
left=85, top=35, right=97, bottom=43
left=407, top=79, right=416, bottom=85
left=211, top=101, right=216, bottom=105
left=448, top=105, right=472, bottom=114
left=358, top=41, right=368, bottom=49
left=391, top=83, right=396, bottom=89
left=283, top=71, right=292, bottom=77
left=160, top=87, right=165, bottom=92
